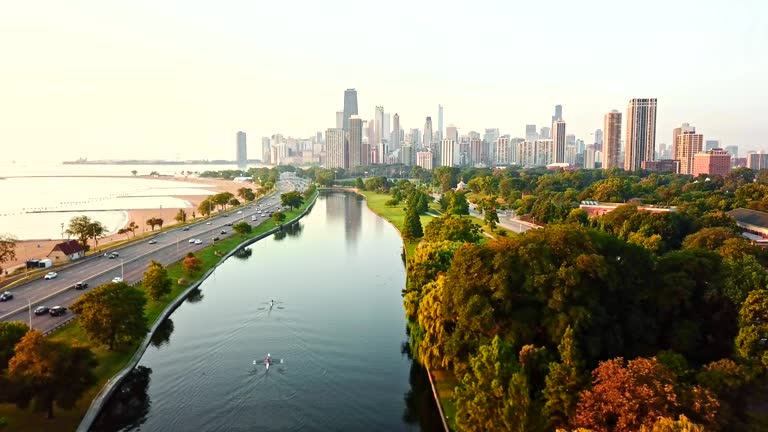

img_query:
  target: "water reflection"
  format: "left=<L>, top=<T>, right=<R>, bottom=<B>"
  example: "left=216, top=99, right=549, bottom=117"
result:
left=149, top=318, right=174, bottom=349
left=233, top=247, right=253, bottom=259
left=185, top=287, right=204, bottom=303
left=90, top=366, right=152, bottom=432
left=273, top=221, right=303, bottom=241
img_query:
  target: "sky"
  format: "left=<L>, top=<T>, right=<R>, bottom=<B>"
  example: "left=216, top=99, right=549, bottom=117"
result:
left=1, top=0, right=766, bottom=162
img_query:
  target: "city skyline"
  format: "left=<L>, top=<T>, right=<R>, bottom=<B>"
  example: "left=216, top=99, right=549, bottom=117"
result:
left=2, top=0, right=766, bottom=162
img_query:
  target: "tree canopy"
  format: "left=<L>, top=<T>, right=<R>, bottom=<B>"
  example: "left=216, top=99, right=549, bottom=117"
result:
left=70, top=282, right=147, bottom=350
left=142, top=260, right=172, bottom=301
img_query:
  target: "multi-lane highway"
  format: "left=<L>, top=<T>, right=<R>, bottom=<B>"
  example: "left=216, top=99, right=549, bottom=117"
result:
left=0, top=177, right=310, bottom=333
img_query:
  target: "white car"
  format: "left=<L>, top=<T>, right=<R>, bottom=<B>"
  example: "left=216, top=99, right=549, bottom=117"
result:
left=112, top=277, right=123, bottom=283
left=206, top=222, right=212, bottom=225
left=188, top=238, right=196, bottom=243
left=237, top=210, right=243, bottom=214
left=44, top=272, right=58, bottom=280
left=194, top=239, right=203, bottom=245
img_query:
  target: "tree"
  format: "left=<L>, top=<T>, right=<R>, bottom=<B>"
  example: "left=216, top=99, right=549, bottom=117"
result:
left=0, top=233, right=17, bottom=269
left=182, top=252, right=203, bottom=274
left=447, top=191, right=470, bottom=216
left=272, top=211, right=286, bottom=226
left=484, top=207, right=499, bottom=229
left=236, top=187, right=253, bottom=201
left=174, top=209, right=188, bottom=223
left=198, top=198, right=213, bottom=217
left=543, top=326, right=586, bottom=429
left=355, top=177, right=365, bottom=190
left=233, top=221, right=252, bottom=236
left=735, top=289, right=768, bottom=368
left=424, top=215, right=482, bottom=243
left=7, top=330, right=97, bottom=419
left=228, top=198, right=241, bottom=207
left=126, top=221, right=138, bottom=237
left=0, top=321, right=28, bottom=370
left=145, top=217, right=162, bottom=231
left=142, top=260, right=172, bottom=301
left=638, top=415, right=705, bottom=432
left=131, top=170, right=137, bottom=176
left=402, top=205, right=423, bottom=240
left=281, top=191, right=304, bottom=210
left=65, top=216, right=106, bottom=248
left=70, top=282, right=147, bottom=350
left=565, top=208, right=589, bottom=226
left=682, top=227, right=739, bottom=251
left=117, top=228, right=130, bottom=239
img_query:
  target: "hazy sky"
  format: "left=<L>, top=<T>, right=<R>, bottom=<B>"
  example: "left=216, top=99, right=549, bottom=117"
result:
left=1, top=0, right=766, bottom=162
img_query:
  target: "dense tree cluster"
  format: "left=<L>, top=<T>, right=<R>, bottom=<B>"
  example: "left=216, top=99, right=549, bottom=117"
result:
left=403, top=166, right=768, bottom=431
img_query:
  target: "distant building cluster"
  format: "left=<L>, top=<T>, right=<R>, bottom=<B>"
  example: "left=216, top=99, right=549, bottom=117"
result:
left=231, top=89, right=750, bottom=177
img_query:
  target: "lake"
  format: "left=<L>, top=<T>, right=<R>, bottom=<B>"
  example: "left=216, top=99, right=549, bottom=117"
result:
left=91, top=191, right=443, bottom=432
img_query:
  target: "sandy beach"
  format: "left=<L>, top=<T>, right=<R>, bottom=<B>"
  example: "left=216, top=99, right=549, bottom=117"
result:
left=3, top=175, right=257, bottom=271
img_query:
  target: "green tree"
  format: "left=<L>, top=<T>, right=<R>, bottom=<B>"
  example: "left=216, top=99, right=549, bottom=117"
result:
left=416, top=276, right=448, bottom=369
left=402, top=205, right=423, bottom=240
left=174, top=209, right=188, bottom=223
left=233, top=221, right=252, bottom=236
left=70, top=282, right=147, bottom=350
left=484, top=207, right=499, bottom=229
left=198, top=198, right=213, bottom=217
left=131, top=170, right=137, bottom=176
left=142, top=260, right=172, bottom=301
left=424, top=215, right=482, bottom=243
left=228, top=198, right=241, bottom=207
left=565, top=208, right=589, bottom=226
left=272, top=211, right=286, bottom=226
left=65, top=215, right=107, bottom=248
left=7, top=330, right=97, bottom=419
left=355, top=177, right=365, bottom=190
left=182, top=252, right=203, bottom=274
left=0, top=321, right=28, bottom=370
left=543, top=326, right=585, bottom=429
left=735, top=289, right=768, bottom=368
left=281, top=191, right=304, bottom=210
left=126, top=221, right=138, bottom=237
left=0, top=233, right=18, bottom=270
left=145, top=217, right=161, bottom=231
left=236, top=187, right=253, bottom=201
left=448, top=191, right=470, bottom=215
left=682, top=227, right=739, bottom=251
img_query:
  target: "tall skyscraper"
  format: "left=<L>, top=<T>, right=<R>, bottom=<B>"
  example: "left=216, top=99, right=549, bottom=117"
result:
left=584, top=144, right=596, bottom=169
left=594, top=129, right=604, bottom=146
left=672, top=122, right=694, bottom=158
left=552, top=120, right=566, bottom=163
left=438, top=105, right=444, bottom=142
left=525, top=125, right=538, bottom=142
left=374, top=106, right=384, bottom=145
left=236, top=131, right=247, bottom=169
left=440, top=139, right=456, bottom=167
left=423, top=117, right=433, bottom=150
left=392, top=113, right=401, bottom=150
left=336, top=111, right=344, bottom=129
left=261, top=137, right=271, bottom=163
left=674, top=126, right=703, bottom=175
left=494, top=137, right=512, bottom=165
left=705, top=139, right=721, bottom=151
left=325, top=128, right=348, bottom=169
left=625, top=98, right=658, bottom=171
left=446, top=125, right=458, bottom=144
left=552, top=104, right=563, bottom=123
left=603, top=110, right=622, bottom=170
left=342, top=89, right=358, bottom=131
left=725, top=145, right=739, bottom=158
left=348, top=116, right=363, bottom=168
left=540, top=126, right=551, bottom=139
left=409, top=128, right=421, bottom=147
left=383, top=113, right=391, bottom=143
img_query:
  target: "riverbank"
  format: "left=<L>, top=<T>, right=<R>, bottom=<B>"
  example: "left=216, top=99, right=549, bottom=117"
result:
left=0, top=190, right=317, bottom=432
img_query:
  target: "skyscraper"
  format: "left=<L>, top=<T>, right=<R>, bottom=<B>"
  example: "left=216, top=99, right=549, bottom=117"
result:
left=383, top=113, right=391, bottom=143
left=325, top=128, right=347, bottom=169
left=674, top=125, right=703, bottom=175
left=392, top=113, right=401, bottom=150
left=725, top=145, right=739, bottom=158
left=552, top=120, right=566, bottom=163
left=261, top=137, right=271, bottom=163
left=625, top=98, right=658, bottom=171
left=336, top=111, right=344, bottom=129
left=374, top=106, right=385, bottom=163
left=423, top=117, right=433, bottom=151
left=672, top=122, right=694, bottom=158
left=446, top=125, right=458, bottom=144
left=348, top=116, right=363, bottom=169
left=693, top=149, right=730, bottom=177
left=552, top=104, right=563, bottom=123
left=705, top=140, right=721, bottom=151
left=540, top=126, right=551, bottom=139
left=236, top=131, right=247, bottom=169
left=525, top=125, right=538, bottom=142
left=603, top=110, right=622, bottom=170
left=440, top=139, right=455, bottom=167
left=584, top=144, right=596, bottom=169
left=438, top=105, right=444, bottom=142
left=594, top=129, right=603, bottom=147
left=342, top=89, right=358, bottom=131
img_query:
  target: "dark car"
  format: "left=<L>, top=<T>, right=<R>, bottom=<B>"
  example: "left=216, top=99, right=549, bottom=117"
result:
left=220, top=230, right=227, bottom=234
left=73, top=282, right=89, bottom=290
left=182, top=227, right=190, bottom=231
left=0, top=291, right=13, bottom=302
left=225, top=222, right=233, bottom=227
left=34, top=306, right=49, bottom=315
left=213, top=236, right=221, bottom=241
left=107, top=252, right=119, bottom=259
left=49, top=306, right=67, bottom=317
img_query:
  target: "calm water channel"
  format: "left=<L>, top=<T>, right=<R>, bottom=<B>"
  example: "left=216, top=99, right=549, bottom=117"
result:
left=92, top=191, right=442, bottom=432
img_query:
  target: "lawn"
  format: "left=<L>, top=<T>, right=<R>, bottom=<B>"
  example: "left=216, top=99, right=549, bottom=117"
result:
left=0, top=192, right=316, bottom=432
left=432, top=369, right=459, bottom=431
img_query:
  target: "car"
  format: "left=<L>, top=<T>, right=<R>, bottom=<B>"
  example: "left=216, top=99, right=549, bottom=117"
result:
left=225, top=222, right=233, bottom=227
left=222, top=214, right=229, bottom=217
left=189, top=238, right=196, bottom=243
left=212, top=236, right=220, bottom=241
left=148, top=239, right=157, bottom=244
left=73, top=282, right=89, bottom=290
left=237, top=210, right=243, bottom=214
left=44, top=272, right=58, bottom=280
left=182, top=227, right=190, bottom=231
left=49, top=306, right=67, bottom=317
left=112, top=277, right=123, bottom=283
left=34, top=306, right=49, bottom=315
left=0, top=291, right=13, bottom=302
left=251, top=216, right=257, bottom=221
left=194, top=239, right=203, bottom=245
left=220, top=230, right=227, bottom=234
left=107, top=252, right=119, bottom=259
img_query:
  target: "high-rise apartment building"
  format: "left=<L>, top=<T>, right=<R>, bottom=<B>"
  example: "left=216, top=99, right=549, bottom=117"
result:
left=693, top=149, right=731, bottom=177
left=416, top=150, right=434, bottom=170
left=672, top=123, right=693, bottom=158
left=526, top=125, right=538, bottom=142
left=261, top=137, right=271, bottom=163
left=603, top=110, right=622, bottom=170
left=674, top=125, right=703, bottom=175
left=552, top=104, right=563, bottom=123
left=565, top=144, right=577, bottom=166
left=540, top=126, right=551, bottom=140
left=584, top=144, right=596, bottom=169
left=391, top=113, right=401, bottom=150
left=342, top=89, right=358, bottom=131
left=383, top=113, right=391, bottom=143
left=594, top=129, right=604, bottom=147
left=423, top=117, right=433, bottom=151
left=469, top=138, right=483, bottom=166
left=552, top=120, right=567, bottom=163
left=440, top=139, right=456, bottom=167
left=325, top=128, right=347, bottom=169
left=236, top=131, right=247, bottom=169
left=725, top=145, right=738, bottom=158
left=625, top=98, right=658, bottom=171
left=348, top=116, right=363, bottom=169
left=336, top=111, right=344, bottom=129
left=401, top=144, right=414, bottom=166
left=495, top=137, right=512, bottom=165
left=705, top=140, right=721, bottom=151
left=438, top=105, right=444, bottom=142
left=409, top=128, right=421, bottom=147
left=747, top=152, right=768, bottom=170
left=446, top=125, right=458, bottom=144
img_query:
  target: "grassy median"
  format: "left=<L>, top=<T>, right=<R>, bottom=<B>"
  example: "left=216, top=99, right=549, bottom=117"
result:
left=0, top=192, right=316, bottom=432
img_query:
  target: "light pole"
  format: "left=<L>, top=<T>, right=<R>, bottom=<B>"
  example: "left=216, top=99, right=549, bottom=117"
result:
left=27, top=298, right=32, bottom=329
left=60, top=223, right=64, bottom=241
left=121, top=259, right=124, bottom=280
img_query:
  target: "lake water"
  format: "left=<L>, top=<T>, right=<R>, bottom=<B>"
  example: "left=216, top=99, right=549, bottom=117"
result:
left=91, top=191, right=443, bottom=432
